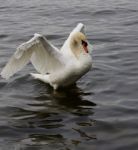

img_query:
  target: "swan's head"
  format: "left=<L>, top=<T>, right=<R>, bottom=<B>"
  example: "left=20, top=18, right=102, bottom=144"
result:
left=70, top=32, right=89, bottom=58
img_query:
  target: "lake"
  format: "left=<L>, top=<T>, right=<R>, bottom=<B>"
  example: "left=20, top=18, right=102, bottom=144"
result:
left=0, top=0, right=138, bottom=149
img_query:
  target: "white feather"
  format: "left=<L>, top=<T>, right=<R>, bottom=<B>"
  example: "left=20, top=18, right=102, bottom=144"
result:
left=61, top=23, right=85, bottom=55
left=1, top=23, right=92, bottom=89
left=1, top=34, right=65, bottom=79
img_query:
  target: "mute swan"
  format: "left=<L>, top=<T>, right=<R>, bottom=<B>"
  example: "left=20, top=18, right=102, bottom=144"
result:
left=1, top=23, right=92, bottom=90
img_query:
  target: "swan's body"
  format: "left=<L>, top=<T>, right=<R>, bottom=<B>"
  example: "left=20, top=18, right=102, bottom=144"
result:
left=1, top=23, right=92, bottom=90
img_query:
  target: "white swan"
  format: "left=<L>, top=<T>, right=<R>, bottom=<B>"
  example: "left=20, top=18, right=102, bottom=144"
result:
left=1, top=23, right=92, bottom=90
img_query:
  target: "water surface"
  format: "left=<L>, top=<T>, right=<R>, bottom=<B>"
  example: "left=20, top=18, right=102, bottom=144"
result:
left=0, top=0, right=138, bottom=149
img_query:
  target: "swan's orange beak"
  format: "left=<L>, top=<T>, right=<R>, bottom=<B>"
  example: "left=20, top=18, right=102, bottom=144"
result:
left=82, top=40, right=88, bottom=53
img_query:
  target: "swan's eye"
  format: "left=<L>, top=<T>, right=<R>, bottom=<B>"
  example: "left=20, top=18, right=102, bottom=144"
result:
left=82, top=40, right=88, bottom=47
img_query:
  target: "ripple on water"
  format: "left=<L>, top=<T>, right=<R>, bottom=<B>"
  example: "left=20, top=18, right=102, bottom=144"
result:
left=0, top=0, right=138, bottom=149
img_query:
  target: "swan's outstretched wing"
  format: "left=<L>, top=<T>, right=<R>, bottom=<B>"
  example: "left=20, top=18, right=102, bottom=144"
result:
left=1, top=34, right=65, bottom=79
left=71, top=23, right=85, bottom=35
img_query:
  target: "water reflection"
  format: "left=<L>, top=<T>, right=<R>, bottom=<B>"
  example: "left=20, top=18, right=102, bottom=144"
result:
left=34, top=83, right=96, bottom=108
left=9, top=81, right=97, bottom=149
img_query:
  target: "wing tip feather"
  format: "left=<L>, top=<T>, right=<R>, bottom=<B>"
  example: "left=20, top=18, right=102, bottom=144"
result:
left=77, top=22, right=84, bottom=27
left=0, top=71, right=9, bottom=80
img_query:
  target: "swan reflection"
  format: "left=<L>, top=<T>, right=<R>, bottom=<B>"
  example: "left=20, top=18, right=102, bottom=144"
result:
left=34, top=82, right=96, bottom=109
left=11, top=82, right=97, bottom=149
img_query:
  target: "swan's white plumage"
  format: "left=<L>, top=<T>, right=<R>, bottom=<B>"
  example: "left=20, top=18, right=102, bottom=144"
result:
left=1, top=34, right=65, bottom=79
left=60, top=23, right=85, bottom=56
left=1, top=23, right=92, bottom=89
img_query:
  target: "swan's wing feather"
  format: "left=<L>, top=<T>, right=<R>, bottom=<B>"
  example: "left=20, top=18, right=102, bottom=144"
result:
left=1, top=45, right=34, bottom=79
left=30, top=34, right=64, bottom=74
left=71, top=23, right=85, bottom=35
left=1, top=34, right=64, bottom=79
